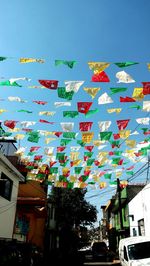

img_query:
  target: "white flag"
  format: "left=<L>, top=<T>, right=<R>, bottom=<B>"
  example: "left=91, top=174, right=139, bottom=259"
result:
left=65, top=81, right=84, bottom=92
left=116, top=70, right=135, bottom=83
left=98, top=92, right=113, bottom=104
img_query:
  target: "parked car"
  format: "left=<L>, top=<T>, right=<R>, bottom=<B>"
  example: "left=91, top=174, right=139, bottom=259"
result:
left=119, top=236, right=150, bottom=266
left=92, top=241, right=108, bottom=261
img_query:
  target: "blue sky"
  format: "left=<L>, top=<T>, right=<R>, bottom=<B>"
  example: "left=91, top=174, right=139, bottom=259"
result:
left=0, top=0, right=150, bottom=226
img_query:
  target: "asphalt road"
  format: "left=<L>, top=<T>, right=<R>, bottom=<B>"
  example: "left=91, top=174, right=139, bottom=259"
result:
left=84, top=261, right=121, bottom=266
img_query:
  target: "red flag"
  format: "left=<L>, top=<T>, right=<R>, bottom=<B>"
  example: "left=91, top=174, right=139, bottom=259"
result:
left=113, top=133, right=120, bottom=140
left=33, top=100, right=48, bottom=105
left=34, top=155, right=43, bottom=161
left=84, top=146, right=94, bottom=152
left=116, top=119, right=130, bottom=130
left=57, top=146, right=66, bottom=152
left=120, top=96, right=136, bottom=102
left=39, top=80, right=58, bottom=89
left=22, top=128, right=33, bottom=132
left=4, top=120, right=18, bottom=129
left=39, top=119, right=54, bottom=124
left=79, top=122, right=93, bottom=131
left=49, top=161, right=57, bottom=167
left=30, top=146, right=41, bottom=152
left=77, top=102, right=93, bottom=114
left=126, top=165, right=134, bottom=170
left=84, top=170, right=91, bottom=176
left=91, top=71, right=110, bottom=82
left=94, top=160, right=100, bottom=166
left=54, top=132, right=62, bottom=137
left=142, top=82, right=150, bottom=95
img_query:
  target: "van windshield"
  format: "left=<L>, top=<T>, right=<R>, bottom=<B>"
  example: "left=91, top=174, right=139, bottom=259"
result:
left=128, top=241, right=150, bottom=260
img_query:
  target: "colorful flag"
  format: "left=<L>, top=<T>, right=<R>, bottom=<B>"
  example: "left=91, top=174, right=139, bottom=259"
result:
left=83, top=87, right=100, bottom=99
left=115, top=62, right=138, bottom=67
left=92, top=71, right=110, bottom=82
left=98, top=93, right=113, bottom=104
left=116, top=70, right=135, bottom=83
left=57, top=87, right=74, bottom=100
left=77, top=102, right=93, bottom=114
left=116, top=119, right=130, bottom=130
left=79, top=122, right=93, bottom=131
left=39, top=80, right=58, bottom=89
left=55, top=60, right=77, bottom=68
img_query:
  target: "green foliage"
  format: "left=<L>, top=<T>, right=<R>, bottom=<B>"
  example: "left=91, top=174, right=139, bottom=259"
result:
left=49, top=187, right=97, bottom=228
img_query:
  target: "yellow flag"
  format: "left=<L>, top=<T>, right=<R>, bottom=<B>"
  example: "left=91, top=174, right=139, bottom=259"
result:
left=8, top=128, right=20, bottom=132
left=92, top=175, right=100, bottom=182
left=0, top=109, right=7, bottom=114
left=107, top=108, right=122, bottom=114
left=48, top=174, right=56, bottom=181
left=119, top=130, right=131, bottom=139
left=55, top=181, right=63, bottom=187
left=93, top=140, right=105, bottom=146
left=39, top=111, right=56, bottom=116
left=62, top=167, right=70, bottom=175
left=125, top=140, right=136, bottom=148
left=72, top=159, right=82, bottom=166
left=19, top=57, right=45, bottom=63
left=14, top=134, right=25, bottom=140
left=99, top=182, right=107, bottom=189
left=78, top=182, right=87, bottom=188
left=147, top=63, right=150, bottom=71
left=132, top=87, right=144, bottom=101
left=70, top=175, right=77, bottom=182
left=45, top=137, right=56, bottom=144
left=116, top=171, right=122, bottom=177
left=97, top=151, right=108, bottom=158
left=70, top=152, right=80, bottom=161
left=27, top=172, right=36, bottom=179
left=82, top=132, right=94, bottom=143
left=83, top=87, right=100, bottom=99
left=88, top=62, right=110, bottom=74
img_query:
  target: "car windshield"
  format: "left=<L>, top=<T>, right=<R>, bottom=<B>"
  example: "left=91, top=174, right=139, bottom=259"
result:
left=128, top=241, right=150, bottom=260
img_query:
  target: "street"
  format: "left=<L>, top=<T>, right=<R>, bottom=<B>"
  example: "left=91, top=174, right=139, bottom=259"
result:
left=84, top=261, right=120, bottom=266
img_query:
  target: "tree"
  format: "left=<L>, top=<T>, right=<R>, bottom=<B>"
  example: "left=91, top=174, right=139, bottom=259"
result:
left=48, top=187, right=97, bottom=229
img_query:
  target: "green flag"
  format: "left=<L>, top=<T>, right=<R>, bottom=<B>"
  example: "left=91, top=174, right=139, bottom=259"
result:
left=55, top=60, right=77, bottom=69
left=49, top=167, right=58, bottom=174
left=56, top=152, right=66, bottom=161
left=74, top=167, right=83, bottom=174
left=0, top=56, right=7, bottom=61
left=27, top=131, right=40, bottom=143
left=129, top=104, right=141, bottom=110
left=17, top=109, right=32, bottom=113
left=63, top=132, right=77, bottom=139
left=100, top=132, right=112, bottom=141
left=60, top=139, right=72, bottom=146
left=86, top=159, right=95, bottom=166
left=57, top=87, right=74, bottom=100
left=115, top=62, right=139, bottom=67
left=0, top=80, right=22, bottom=87
left=84, top=152, right=93, bottom=158
left=85, top=108, right=99, bottom=117
left=63, top=111, right=79, bottom=118
left=109, top=87, right=127, bottom=95
left=77, top=140, right=86, bottom=147
left=104, top=173, right=112, bottom=179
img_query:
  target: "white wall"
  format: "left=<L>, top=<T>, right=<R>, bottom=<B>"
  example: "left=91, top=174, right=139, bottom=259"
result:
left=129, top=183, right=150, bottom=237
left=0, top=152, right=24, bottom=239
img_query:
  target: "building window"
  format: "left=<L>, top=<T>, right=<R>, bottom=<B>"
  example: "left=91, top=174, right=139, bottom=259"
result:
left=138, top=219, right=145, bottom=236
left=0, top=172, right=13, bottom=201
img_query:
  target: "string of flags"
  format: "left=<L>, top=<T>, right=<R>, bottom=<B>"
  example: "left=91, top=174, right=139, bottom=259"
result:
left=0, top=58, right=149, bottom=190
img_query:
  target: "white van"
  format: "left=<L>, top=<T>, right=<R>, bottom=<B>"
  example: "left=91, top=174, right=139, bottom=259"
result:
left=119, top=236, right=150, bottom=266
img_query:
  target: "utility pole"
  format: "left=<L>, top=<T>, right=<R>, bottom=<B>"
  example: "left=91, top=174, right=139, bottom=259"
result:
left=117, top=178, right=123, bottom=230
